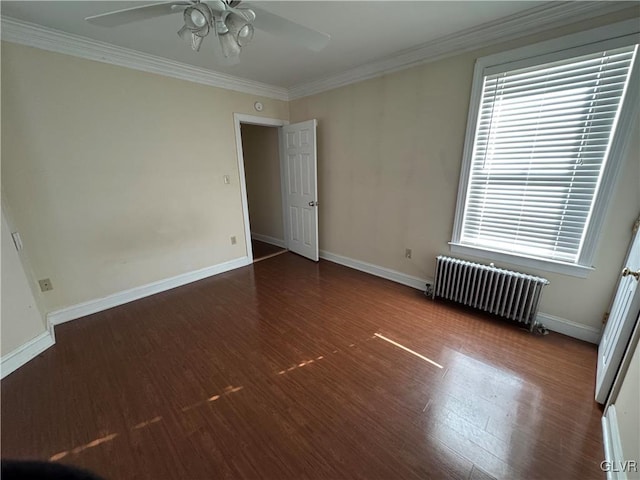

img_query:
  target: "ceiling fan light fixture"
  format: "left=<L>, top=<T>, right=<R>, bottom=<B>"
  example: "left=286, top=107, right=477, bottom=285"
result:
left=177, top=24, right=189, bottom=39
left=190, top=9, right=207, bottom=28
left=215, top=15, right=229, bottom=35
left=224, top=11, right=255, bottom=47
left=86, top=1, right=331, bottom=62
left=235, top=23, right=254, bottom=46
left=238, top=8, right=256, bottom=24
left=218, top=32, right=242, bottom=58
left=191, top=33, right=204, bottom=51
left=183, top=3, right=212, bottom=31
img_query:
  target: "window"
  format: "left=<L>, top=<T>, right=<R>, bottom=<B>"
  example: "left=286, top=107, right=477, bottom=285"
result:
left=452, top=21, right=639, bottom=277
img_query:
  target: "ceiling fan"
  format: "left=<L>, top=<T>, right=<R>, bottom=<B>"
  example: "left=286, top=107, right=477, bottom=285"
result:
left=85, top=1, right=330, bottom=63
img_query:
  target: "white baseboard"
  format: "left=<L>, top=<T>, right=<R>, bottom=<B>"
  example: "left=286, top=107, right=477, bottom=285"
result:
left=602, top=405, right=627, bottom=480
left=319, top=250, right=602, bottom=344
left=319, top=250, right=431, bottom=291
left=47, top=256, right=251, bottom=326
left=251, top=233, right=286, bottom=249
left=1, top=330, right=55, bottom=379
left=536, top=313, right=601, bottom=344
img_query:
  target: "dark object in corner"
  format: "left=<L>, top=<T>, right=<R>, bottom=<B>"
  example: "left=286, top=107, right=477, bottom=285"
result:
left=424, top=283, right=434, bottom=297
left=1, top=460, right=105, bottom=480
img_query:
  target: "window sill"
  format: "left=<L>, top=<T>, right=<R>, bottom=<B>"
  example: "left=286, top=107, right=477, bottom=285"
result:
left=448, top=243, right=594, bottom=279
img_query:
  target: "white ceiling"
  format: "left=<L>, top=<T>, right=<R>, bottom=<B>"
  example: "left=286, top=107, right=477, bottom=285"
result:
left=2, top=1, right=553, bottom=88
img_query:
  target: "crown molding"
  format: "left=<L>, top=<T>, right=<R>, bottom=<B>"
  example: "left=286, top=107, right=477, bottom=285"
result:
left=1, top=1, right=635, bottom=103
left=288, top=1, right=635, bottom=100
left=0, top=17, right=290, bottom=101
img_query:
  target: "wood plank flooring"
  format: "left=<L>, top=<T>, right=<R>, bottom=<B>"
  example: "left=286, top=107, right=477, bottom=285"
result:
left=251, top=239, right=286, bottom=262
left=1, top=253, right=605, bottom=479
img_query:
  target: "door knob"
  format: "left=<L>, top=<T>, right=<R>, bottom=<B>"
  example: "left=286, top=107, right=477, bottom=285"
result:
left=308, top=201, right=319, bottom=207
left=622, top=267, right=640, bottom=280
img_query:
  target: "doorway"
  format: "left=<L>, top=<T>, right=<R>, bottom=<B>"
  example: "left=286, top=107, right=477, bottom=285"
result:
left=234, top=113, right=319, bottom=264
left=235, top=115, right=287, bottom=263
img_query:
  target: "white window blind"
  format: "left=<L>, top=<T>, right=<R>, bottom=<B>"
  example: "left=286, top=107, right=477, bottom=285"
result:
left=460, top=44, right=637, bottom=264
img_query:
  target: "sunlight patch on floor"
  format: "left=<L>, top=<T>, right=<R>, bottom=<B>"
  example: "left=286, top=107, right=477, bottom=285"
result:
left=49, top=433, right=118, bottom=461
left=133, top=416, right=162, bottom=430
left=49, top=385, right=246, bottom=461
left=275, top=334, right=380, bottom=376
left=374, top=333, right=444, bottom=369
left=182, top=385, right=244, bottom=412
left=277, top=356, right=324, bottom=375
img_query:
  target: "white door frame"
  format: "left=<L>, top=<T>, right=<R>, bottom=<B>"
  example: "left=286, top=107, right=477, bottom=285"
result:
left=233, top=113, right=289, bottom=262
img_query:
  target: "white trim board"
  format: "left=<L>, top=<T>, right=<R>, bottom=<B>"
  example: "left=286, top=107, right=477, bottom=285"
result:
left=449, top=19, right=640, bottom=282
left=602, top=406, right=628, bottom=480
left=2, top=2, right=632, bottom=102
left=251, top=233, right=286, bottom=249
left=0, top=17, right=288, bottom=101
left=47, top=256, right=251, bottom=326
left=1, top=330, right=55, bottom=379
left=536, top=313, right=601, bottom=344
left=288, top=2, right=632, bottom=99
left=319, top=250, right=432, bottom=292
left=233, top=113, right=289, bottom=264
left=319, top=250, right=601, bottom=344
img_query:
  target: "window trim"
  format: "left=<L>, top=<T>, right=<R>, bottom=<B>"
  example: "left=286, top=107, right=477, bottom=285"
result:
left=449, top=243, right=594, bottom=278
left=451, top=19, right=640, bottom=278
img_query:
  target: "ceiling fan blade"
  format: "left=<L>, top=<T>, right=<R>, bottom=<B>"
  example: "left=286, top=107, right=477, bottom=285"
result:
left=245, top=4, right=330, bottom=52
left=85, top=2, right=191, bottom=27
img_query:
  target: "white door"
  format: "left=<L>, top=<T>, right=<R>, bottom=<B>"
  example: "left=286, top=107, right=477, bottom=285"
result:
left=595, top=224, right=640, bottom=403
left=281, top=120, right=319, bottom=261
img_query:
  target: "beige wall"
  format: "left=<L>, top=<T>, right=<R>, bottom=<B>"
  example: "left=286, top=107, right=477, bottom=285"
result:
left=241, top=124, right=284, bottom=241
left=289, top=8, right=640, bottom=330
left=2, top=8, right=639, bottom=331
left=613, top=339, right=640, bottom=472
left=1, top=211, right=47, bottom=356
left=1, top=42, right=288, bottom=312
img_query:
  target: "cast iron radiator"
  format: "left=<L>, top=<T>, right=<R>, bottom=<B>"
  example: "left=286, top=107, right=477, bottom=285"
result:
left=432, top=256, right=549, bottom=331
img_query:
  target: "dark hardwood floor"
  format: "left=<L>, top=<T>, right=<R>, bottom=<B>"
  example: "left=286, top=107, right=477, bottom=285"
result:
left=251, top=239, right=286, bottom=262
left=1, top=253, right=604, bottom=479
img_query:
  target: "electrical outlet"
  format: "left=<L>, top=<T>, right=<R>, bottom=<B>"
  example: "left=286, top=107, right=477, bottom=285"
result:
left=231, top=236, right=237, bottom=245
left=405, top=248, right=412, bottom=259
left=39, top=278, right=53, bottom=292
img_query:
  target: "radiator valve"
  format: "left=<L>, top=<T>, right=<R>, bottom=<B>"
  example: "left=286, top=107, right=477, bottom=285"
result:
left=425, top=283, right=434, bottom=297
left=534, top=324, right=549, bottom=336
